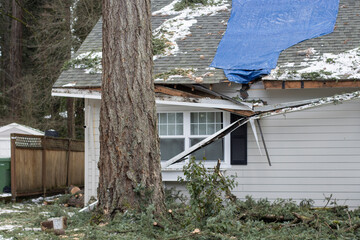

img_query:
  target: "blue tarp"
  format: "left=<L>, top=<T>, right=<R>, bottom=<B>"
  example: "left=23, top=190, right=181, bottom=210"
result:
left=211, top=0, right=340, bottom=84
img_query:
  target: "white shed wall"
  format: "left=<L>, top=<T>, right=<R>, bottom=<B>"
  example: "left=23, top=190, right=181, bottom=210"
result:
left=0, top=125, right=43, bottom=158
left=84, top=86, right=360, bottom=208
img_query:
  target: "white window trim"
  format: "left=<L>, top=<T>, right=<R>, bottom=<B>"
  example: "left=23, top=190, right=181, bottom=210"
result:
left=157, top=109, right=231, bottom=174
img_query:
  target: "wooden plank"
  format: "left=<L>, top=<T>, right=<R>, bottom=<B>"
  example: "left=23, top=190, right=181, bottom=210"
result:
left=304, top=81, right=360, bottom=88
left=263, top=80, right=360, bottom=89
left=221, top=108, right=255, bottom=117
left=42, top=138, right=46, bottom=197
left=285, top=81, right=302, bottom=89
left=66, top=140, right=71, bottom=187
left=155, top=85, right=201, bottom=98
left=10, top=134, right=16, bottom=202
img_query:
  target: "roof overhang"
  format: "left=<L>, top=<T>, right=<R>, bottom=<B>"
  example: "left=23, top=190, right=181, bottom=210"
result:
left=52, top=88, right=101, bottom=99
left=52, top=87, right=254, bottom=115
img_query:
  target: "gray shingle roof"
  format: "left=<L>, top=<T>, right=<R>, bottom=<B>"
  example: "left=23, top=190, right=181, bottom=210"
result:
left=53, top=0, right=360, bottom=89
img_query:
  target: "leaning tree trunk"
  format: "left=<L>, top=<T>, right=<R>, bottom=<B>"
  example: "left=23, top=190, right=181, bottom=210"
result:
left=98, top=0, right=165, bottom=217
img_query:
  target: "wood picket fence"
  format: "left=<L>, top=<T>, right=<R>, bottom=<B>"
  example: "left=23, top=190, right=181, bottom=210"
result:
left=10, top=133, right=84, bottom=201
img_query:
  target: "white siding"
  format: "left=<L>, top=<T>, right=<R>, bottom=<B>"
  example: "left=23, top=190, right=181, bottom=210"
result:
left=84, top=99, right=101, bottom=204
left=226, top=86, right=360, bottom=208
left=84, top=86, right=360, bottom=208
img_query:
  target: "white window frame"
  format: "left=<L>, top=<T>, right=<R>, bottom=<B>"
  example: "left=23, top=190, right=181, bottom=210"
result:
left=157, top=108, right=231, bottom=172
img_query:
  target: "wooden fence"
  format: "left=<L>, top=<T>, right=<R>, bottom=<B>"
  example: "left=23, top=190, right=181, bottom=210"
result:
left=10, top=133, right=84, bottom=201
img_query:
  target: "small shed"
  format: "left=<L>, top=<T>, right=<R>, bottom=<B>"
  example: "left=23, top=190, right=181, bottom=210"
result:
left=0, top=123, right=44, bottom=158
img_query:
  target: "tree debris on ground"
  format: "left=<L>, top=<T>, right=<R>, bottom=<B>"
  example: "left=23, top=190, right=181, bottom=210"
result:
left=1, top=162, right=360, bottom=239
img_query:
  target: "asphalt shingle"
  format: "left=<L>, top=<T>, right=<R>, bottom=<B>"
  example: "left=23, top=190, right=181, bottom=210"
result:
left=53, top=0, right=360, bottom=89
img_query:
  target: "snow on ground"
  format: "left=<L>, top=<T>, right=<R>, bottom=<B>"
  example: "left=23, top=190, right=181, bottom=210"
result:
left=0, top=193, right=11, bottom=198
left=266, top=47, right=360, bottom=80
left=0, top=209, right=25, bottom=215
left=31, top=194, right=64, bottom=204
left=0, top=225, right=21, bottom=231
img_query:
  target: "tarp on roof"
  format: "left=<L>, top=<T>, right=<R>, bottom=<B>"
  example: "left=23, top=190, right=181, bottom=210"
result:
left=211, top=0, right=339, bottom=84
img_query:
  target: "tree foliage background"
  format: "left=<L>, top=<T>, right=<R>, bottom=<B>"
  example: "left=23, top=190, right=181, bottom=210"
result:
left=0, top=0, right=102, bottom=138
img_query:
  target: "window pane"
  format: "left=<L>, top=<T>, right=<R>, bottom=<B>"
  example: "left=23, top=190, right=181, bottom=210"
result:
left=191, top=112, right=198, bottom=123
left=176, top=124, right=183, bottom=135
left=216, top=124, right=222, bottom=131
left=176, top=113, right=183, bottom=123
left=168, top=124, right=175, bottom=135
left=208, top=123, right=215, bottom=134
left=190, top=138, right=224, bottom=161
left=159, top=125, right=167, bottom=135
left=159, top=113, right=167, bottom=124
left=207, top=112, right=215, bottom=123
left=168, top=113, right=175, bottom=123
left=158, top=113, right=183, bottom=136
left=191, top=124, right=198, bottom=135
left=199, top=112, right=206, bottom=123
left=199, top=124, right=206, bottom=135
left=160, top=138, right=185, bottom=161
left=215, top=112, right=222, bottom=123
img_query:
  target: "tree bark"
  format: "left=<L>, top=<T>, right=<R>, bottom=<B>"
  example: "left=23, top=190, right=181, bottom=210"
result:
left=98, top=0, right=165, bottom=217
left=64, top=0, right=76, bottom=139
left=8, top=0, right=23, bottom=119
left=0, top=0, right=11, bottom=105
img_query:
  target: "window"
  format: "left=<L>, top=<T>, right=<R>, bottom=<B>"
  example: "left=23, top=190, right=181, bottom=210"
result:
left=158, top=111, right=230, bottom=165
left=158, top=113, right=184, bottom=161
left=190, top=112, right=223, bottom=161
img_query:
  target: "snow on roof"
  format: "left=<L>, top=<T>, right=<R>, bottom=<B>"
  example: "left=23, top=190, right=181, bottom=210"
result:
left=265, top=47, right=360, bottom=80
left=0, top=123, right=44, bottom=136
left=69, top=0, right=229, bottom=75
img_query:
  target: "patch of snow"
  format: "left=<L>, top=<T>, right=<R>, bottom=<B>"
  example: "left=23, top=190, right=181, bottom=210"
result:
left=0, top=209, right=25, bottom=215
left=267, top=47, right=360, bottom=80
left=31, top=194, right=64, bottom=204
left=74, top=52, right=102, bottom=74
left=0, top=193, right=11, bottom=198
left=68, top=212, right=75, bottom=218
left=152, top=0, right=230, bottom=58
left=23, top=227, right=41, bottom=232
left=0, top=225, right=21, bottom=231
left=62, top=82, right=77, bottom=87
left=44, top=115, right=51, bottom=119
left=59, top=111, right=68, bottom=118
left=0, top=236, right=13, bottom=240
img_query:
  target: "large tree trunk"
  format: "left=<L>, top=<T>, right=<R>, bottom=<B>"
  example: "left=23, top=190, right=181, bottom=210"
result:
left=98, top=0, right=165, bottom=217
left=8, top=0, right=23, bottom=119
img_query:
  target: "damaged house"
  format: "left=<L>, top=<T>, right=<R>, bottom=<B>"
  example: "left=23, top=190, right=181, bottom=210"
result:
left=52, top=0, right=360, bottom=207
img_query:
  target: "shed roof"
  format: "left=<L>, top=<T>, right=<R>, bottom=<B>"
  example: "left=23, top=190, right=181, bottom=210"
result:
left=0, top=123, right=44, bottom=137
left=53, top=0, right=360, bottom=90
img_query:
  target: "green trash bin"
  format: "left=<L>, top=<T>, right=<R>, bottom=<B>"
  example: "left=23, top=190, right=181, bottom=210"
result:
left=0, top=158, right=11, bottom=193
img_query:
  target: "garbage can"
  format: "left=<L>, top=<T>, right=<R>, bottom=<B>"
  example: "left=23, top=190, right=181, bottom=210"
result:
left=0, top=158, right=11, bottom=193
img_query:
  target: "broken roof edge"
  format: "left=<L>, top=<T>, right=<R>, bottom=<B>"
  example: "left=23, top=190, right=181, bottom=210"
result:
left=52, top=87, right=254, bottom=113
left=162, top=89, right=360, bottom=168
left=262, top=79, right=360, bottom=89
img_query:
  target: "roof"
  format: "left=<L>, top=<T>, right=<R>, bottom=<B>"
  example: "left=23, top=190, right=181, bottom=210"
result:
left=53, top=0, right=360, bottom=90
left=0, top=123, right=44, bottom=136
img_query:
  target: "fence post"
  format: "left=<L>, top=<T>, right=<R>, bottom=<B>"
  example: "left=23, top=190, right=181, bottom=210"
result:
left=41, top=137, right=46, bottom=197
left=10, top=134, right=16, bottom=202
left=66, top=139, right=71, bottom=188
